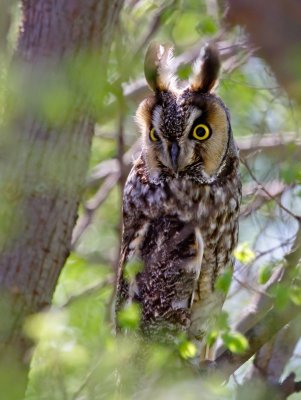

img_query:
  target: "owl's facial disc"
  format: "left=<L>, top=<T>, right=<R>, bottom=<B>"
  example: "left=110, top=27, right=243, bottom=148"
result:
left=136, top=90, right=231, bottom=182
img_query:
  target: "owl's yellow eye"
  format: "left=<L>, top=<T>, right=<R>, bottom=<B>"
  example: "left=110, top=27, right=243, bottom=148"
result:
left=149, top=127, right=160, bottom=142
left=192, top=124, right=211, bottom=141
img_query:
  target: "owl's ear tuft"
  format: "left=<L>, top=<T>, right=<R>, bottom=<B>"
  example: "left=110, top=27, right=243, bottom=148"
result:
left=190, top=43, right=221, bottom=93
left=144, top=42, right=176, bottom=92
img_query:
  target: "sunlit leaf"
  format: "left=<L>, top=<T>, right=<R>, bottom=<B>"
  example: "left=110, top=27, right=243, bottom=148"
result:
left=222, top=332, right=249, bottom=354
left=24, top=310, right=68, bottom=342
left=196, top=16, right=217, bottom=35
left=117, top=303, right=141, bottom=330
left=234, top=242, right=255, bottom=264
left=205, top=330, right=219, bottom=348
left=56, top=342, right=89, bottom=367
left=178, top=340, right=197, bottom=359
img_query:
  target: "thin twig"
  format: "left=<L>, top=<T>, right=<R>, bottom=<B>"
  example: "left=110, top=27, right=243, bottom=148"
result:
left=240, top=181, right=293, bottom=218
left=241, top=158, right=300, bottom=222
left=214, top=224, right=301, bottom=373
left=71, top=174, right=120, bottom=248
left=233, top=275, right=272, bottom=297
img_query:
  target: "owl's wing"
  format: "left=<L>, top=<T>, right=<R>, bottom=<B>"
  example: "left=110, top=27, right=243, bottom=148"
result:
left=115, top=165, right=150, bottom=317
left=137, top=219, right=204, bottom=338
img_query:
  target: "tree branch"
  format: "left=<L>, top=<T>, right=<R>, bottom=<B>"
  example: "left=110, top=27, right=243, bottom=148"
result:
left=214, top=303, right=301, bottom=379
left=0, top=1, right=124, bottom=397
left=214, top=223, right=301, bottom=377
left=247, top=318, right=300, bottom=383
left=241, top=158, right=300, bottom=222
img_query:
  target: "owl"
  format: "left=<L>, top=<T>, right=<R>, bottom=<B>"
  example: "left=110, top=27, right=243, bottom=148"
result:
left=115, top=42, right=241, bottom=356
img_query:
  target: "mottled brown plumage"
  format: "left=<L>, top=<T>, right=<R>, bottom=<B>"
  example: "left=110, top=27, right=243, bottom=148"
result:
left=115, top=42, right=241, bottom=352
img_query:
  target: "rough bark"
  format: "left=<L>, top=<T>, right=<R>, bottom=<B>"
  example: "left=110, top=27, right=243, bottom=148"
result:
left=0, top=0, right=123, bottom=398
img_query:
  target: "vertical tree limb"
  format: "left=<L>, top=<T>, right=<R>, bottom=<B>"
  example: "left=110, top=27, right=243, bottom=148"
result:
left=225, top=0, right=301, bottom=104
left=0, top=0, right=124, bottom=398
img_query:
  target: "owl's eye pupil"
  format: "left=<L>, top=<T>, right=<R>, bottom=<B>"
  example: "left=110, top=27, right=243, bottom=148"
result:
left=196, top=127, right=206, bottom=136
left=149, top=127, right=160, bottom=142
left=191, top=123, right=211, bottom=141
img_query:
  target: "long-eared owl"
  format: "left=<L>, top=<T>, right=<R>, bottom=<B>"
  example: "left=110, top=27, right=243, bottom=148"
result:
left=115, top=42, right=241, bottom=352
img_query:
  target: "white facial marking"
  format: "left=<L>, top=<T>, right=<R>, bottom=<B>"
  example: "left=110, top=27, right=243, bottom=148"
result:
left=152, top=105, right=162, bottom=132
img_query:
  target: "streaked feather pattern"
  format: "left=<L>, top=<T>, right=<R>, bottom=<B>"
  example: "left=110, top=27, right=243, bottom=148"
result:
left=115, top=42, right=241, bottom=355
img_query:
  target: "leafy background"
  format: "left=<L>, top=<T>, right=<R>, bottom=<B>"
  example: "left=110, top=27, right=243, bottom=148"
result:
left=1, top=0, right=301, bottom=399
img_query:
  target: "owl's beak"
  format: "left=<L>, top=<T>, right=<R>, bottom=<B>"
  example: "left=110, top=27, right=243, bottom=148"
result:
left=169, top=141, right=180, bottom=172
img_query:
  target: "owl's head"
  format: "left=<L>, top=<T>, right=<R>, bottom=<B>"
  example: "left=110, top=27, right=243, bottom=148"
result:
left=136, top=42, right=238, bottom=184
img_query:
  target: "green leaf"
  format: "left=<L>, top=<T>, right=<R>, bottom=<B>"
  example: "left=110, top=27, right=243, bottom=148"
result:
left=124, top=259, right=143, bottom=281
left=216, top=311, right=229, bottom=331
left=234, top=242, right=255, bottom=264
left=24, top=310, right=68, bottom=342
left=280, top=159, right=301, bottom=184
left=271, top=284, right=290, bottom=310
left=222, top=332, right=249, bottom=354
left=258, top=264, right=272, bottom=285
left=178, top=340, right=197, bottom=359
left=196, top=16, right=217, bottom=35
left=205, top=330, right=219, bottom=348
left=215, top=269, right=233, bottom=293
left=117, top=303, right=141, bottom=330
left=290, top=286, right=301, bottom=306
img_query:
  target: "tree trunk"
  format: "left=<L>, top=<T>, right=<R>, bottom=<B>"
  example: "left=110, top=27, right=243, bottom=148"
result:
left=225, top=0, right=301, bottom=104
left=0, top=0, right=124, bottom=398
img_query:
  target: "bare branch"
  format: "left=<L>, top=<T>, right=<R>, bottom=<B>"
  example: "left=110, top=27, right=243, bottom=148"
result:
left=279, top=372, right=301, bottom=398
left=241, top=158, right=300, bottom=222
left=86, top=139, right=140, bottom=188
left=241, top=180, right=293, bottom=219
left=238, top=133, right=301, bottom=159
left=71, top=173, right=120, bottom=248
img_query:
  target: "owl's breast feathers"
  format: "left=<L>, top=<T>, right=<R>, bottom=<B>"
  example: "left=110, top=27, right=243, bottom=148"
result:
left=116, top=155, right=241, bottom=340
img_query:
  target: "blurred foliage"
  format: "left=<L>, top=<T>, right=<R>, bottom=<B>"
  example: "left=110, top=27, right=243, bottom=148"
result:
left=222, top=331, right=249, bottom=354
left=0, top=0, right=300, bottom=399
left=234, top=242, right=256, bottom=264
left=215, top=268, right=233, bottom=293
